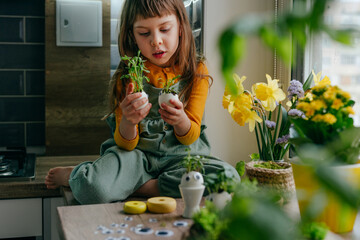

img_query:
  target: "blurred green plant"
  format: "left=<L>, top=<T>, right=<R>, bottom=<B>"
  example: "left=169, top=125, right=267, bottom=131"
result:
left=204, top=168, right=237, bottom=194
left=188, top=179, right=301, bottom=240
left=219, top=0, right=355, bottom=94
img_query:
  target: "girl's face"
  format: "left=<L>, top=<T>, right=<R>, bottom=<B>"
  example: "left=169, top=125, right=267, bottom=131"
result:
left=133, top=14, right=180, bottom=67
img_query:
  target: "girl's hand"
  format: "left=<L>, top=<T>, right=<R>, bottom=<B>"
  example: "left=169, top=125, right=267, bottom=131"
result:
left=159, top=99, right=191, bottom=136
left=119, top=83, right=151, bottom=139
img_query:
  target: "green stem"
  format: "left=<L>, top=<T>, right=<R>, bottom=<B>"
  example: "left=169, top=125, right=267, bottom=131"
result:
left=262, top=114, right=274, bottom=161
left=255, top=125, right=262, bottom=159
left=272, top=104, right=282, bottom=156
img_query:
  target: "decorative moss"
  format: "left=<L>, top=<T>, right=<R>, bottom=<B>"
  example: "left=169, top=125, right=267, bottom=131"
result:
left=253, top=161, right=286, bottom=169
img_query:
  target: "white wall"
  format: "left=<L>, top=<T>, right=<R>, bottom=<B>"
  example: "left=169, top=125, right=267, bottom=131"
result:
left=204, top=0, right=275, bottom=166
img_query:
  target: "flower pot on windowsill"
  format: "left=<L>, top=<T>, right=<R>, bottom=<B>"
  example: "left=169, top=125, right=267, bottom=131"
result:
left=291, top=158, right=360, bottom=233
left=245, top=160, right=296, bottom=200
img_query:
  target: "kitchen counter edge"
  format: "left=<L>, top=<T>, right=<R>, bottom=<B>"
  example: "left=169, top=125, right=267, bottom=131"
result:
left=0, top=155, right=98, bottom=199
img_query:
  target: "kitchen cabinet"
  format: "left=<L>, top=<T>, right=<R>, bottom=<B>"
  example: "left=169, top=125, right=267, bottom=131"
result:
left=0, top=198, right=42, bottom=238
left=0, top=156, right=98, bottom=239
left=0, top=197, right=64, bottom=239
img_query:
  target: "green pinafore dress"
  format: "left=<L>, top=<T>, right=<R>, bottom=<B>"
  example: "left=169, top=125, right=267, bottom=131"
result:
left=68, top=80, right=240, bottom=204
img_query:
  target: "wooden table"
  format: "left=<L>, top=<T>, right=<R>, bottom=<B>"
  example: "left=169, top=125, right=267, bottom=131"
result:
left=58, top=195, right=360, bottom=240
left=57, top=198, right=193, bottom=240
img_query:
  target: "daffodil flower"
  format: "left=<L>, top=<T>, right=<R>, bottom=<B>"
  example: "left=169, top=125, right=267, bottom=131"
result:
left=312, top=70, right=331, bottom=86
left=251, top=74, right=286, bottom=111
left=224, top=73, right=246, bottom=96
left=246, top=110, right=263, bottom=132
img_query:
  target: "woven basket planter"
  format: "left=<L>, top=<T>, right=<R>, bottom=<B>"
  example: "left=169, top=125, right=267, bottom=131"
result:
left=245, top=161, right=295, bottom=196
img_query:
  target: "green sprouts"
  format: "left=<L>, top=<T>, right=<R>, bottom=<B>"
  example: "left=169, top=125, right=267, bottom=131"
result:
left=120, top=50, right=150, bottom=92
left=160, top=75, right=181, bottom=94
left=182, top=148, right=206, bottom=173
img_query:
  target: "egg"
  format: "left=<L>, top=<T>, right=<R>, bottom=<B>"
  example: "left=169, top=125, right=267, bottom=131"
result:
left=132, top=91, right=148, bottom=110
left=158, top=93, right=179, bottom=109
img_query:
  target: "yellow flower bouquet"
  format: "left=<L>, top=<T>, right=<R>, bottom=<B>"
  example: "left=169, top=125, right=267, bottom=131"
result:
left=290, top=72, right=358, bottom=164
left=223, top=73, right=295, bottom=161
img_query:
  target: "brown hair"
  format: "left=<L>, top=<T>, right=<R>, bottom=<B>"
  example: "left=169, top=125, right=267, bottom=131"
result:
left=106, top=0, right=212, bottom=115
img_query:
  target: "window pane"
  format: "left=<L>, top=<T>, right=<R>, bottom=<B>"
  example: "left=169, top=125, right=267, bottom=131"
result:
left=321, top=0, right=360, bottom=126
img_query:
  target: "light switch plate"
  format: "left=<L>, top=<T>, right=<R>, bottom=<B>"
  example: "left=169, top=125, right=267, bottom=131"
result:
left=56, top=0, right=102, bottom=47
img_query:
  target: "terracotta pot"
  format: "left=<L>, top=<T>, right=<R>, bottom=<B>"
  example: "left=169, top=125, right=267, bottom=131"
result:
left=291, top=159, right=360, bottom=233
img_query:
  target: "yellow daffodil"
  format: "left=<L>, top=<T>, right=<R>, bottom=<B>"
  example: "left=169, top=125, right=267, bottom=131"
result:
left=252, top=74, right=286, bottom=111
left=230, top=104, right=251, bottom=126
left=312, top=70, right=331, bottom=86
left=246, top=110, right=263, bottom=132
left=224, top=74, right=246, bottom=96
left=226, top=93, right=253, bottom=125
left=222, top=95, right=232, bottom=109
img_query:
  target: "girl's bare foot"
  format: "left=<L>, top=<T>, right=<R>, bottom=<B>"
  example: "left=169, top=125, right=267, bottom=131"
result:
left=45, top=167, right=74, bottom=189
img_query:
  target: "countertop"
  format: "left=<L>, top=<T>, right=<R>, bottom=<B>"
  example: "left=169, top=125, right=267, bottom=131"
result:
left=0, top=155, right=99, bottom=199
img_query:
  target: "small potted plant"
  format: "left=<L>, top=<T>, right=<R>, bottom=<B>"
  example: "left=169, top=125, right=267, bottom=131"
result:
left=120, top=50, right=150, bottom=109
left=179, top=148, right=206, bottom=218
left=204, top=168, right=236, bottom=209
left=158, top=75, right=181, bottom=109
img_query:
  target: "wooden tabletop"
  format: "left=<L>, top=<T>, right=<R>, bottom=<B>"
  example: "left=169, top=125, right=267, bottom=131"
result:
left=58, top=198, right=193, bottom=240
left=57, top=196, right=360, bottom=240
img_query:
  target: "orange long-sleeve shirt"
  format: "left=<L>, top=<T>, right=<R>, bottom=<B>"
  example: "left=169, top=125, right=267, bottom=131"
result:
left=114, top=61, right=210, bottom=150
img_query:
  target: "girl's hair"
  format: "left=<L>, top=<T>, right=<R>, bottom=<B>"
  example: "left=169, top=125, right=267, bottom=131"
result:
left=106, top=0, right=212, bottom=115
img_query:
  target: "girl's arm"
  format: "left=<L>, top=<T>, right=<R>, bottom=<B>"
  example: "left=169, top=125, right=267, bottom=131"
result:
left=159, top=63, right=209, bottom=145
left=114, top=83, right=152, bottom=151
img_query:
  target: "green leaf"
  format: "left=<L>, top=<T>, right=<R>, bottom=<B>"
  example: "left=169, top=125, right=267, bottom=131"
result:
left=303, top=71, right=314, bottom=91
left=219, top=29, right=246, bottom=95
left=235, top=161, right=245, bottom=177
left=323, top=27, right=353, bottom=46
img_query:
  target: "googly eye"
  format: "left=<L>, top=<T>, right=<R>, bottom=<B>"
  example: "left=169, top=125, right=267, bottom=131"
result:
left=185, top=176, right=190, bottom=181
left=119, top=223, right=128, bottom=228
left=173, top=221, right=188, bottom=227
left=155, top=229, right=174, bottom=237
left=149, top=218, right=158, bottom=223
left=135, top=227, right=154, bottom=235
left=124, top=216, right=133, bottom=221
left=194, top=173, right=201, bottom=180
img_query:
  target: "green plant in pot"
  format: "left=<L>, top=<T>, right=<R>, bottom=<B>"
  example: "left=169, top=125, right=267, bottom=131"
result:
left=120, top=50, right=150, bottom=109
left=179, top=148, right=206, bottom=218
left=223, top=73, right=302, bottom=196
left=204, top=167, right=237, bottom=209
left=158, top=75, right=181, bottom=109
left=289, top=74, right=360, bottom=233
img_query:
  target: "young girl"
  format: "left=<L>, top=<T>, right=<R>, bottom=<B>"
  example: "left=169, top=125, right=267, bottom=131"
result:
left=45, top=0, right=240, bottom=204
